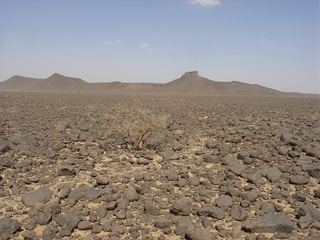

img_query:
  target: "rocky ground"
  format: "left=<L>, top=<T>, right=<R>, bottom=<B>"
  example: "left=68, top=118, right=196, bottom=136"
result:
left=0, top=92, right=319, bottom=240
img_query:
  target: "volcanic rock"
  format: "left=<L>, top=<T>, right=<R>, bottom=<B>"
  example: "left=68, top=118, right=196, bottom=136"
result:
left=124, top=186, right=140, bottom=201
left=289, top=175, right=309, bottom=185
left=0, top=218, right=22, bottom=240
left=0, top=140, right=9, bottom=153
left=185, top=226, right=215, bottom=240
left=171, top=197, right=192, bottom=216
left=21, top=186, right=52, bottom=207
left=55, top=211, right=82, bottom=237
left=242, top=214, right=294, bottom=233
left=68, top=185, right=100, bottom=202
left=57, top=164, right=76, bottom=176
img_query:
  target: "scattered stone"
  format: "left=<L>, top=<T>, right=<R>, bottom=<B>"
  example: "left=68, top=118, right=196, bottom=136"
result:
left=0, top=140, right=10, bottom=153
left=57, top=164, right=76, bottom=176
left=154, top=216, right=172, bottom=229
left=197, top=206, right=225, bottom=220
left=278, top=146, right=289, bottom=155
left=203, top=154, right=219, bottom=163
left=171, top=197, right=192, bottom=216
left=231, top=205, right=248, bottom=221
left=22, top=186, right=52, bottom=207
left=242, top=214, right=294, bottom=233
left=21, top=230, right=35, bottom=239
left=175, top=216, right=194, bottom=235
left=289, top=175, right=309, bottom=185
left=96, top=176, right=109, bottom=185
left=0, top=218, right=22, bottom=240
left=215, top=195, right=233, bottom=208
left=137, top=158, right=149, bottom=165
left=188, top=176, right=200, bottom=186
left=263, top=167, right=283, bottom=183
left=55, top=211, right=82, bottom=237
left=166, top=169, right=179, bottom=181
left=306, top=166, right=320, bottom=179
left=185, top=226, right=215, bottom=240
left=78, top=220, right=92, bottom=230
left=68, top=185, right=100, bottom=202
left=144, top=202, right=160, bottom=216
left=228, top=162, right=247, bottom=176
left=35, top=210, right=52, bottom=225
left=124, top=186, right=140, bottom=201
left=205, top=138, right=218, bottom=149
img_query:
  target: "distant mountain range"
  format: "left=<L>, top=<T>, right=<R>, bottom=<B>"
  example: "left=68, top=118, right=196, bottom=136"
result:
left=0, top=71, right=316, bottom=96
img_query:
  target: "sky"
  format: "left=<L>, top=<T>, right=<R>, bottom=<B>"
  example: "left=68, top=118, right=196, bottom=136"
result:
left=0, top=0, right=319, bottom=94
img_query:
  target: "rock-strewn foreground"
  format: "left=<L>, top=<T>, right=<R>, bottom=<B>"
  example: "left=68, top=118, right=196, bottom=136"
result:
left=0, top=92, right=319, bottom=240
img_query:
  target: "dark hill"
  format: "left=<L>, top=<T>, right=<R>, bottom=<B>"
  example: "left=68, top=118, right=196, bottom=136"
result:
left=34, top=73, right=97, bottom=92
left=0, top=71, right=317, bottom=97
left=0, top=73, right=97, bottom=92
left=161, top=71, right=281, bottom=95
left=0, top=75, right=43, bottom=91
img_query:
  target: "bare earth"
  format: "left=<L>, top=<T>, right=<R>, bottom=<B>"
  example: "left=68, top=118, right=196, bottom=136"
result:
left=0, top=92, right=319, bottom=240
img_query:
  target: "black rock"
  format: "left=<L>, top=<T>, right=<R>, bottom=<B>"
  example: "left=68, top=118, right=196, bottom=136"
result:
left=165, top=169, right=179, bottom=181
left=0, top=140, right=10, bottom=153
left=306, top=166, right=320, bottom=179
left=228, top=162, right=247, bottom=176
left=21, top=186, right=52, bottom=207
left=78, top=220, right=92, bottom=230
left=68, top=185, right=100, bottom=202
left=185, top=226, right=215, bottom=240
left=230, top=205, right=248, bottom=221
left=278, top=146, right=289, bottom=155
left=215, top=195, right=233, bottom=208
left=144, top=202, right=160, bottom=216
left=263, top=167, right=283, bottom=183
left=296, top=203, right=320, bottom=222
left=21, top=230, right=35, bottom=239
left=57, top=164, right=76, bottom=176
left=171, top=197, right=192, bottom=216
left=289, top=175, right=309, bottom=185
left=35, top=210, right=52, bottom=225
left=95, top=176, right=109, bottom=185
left=0, top=218, right=22, bottom=240
left=242, top=214, right=294, bottom=233
left=124, top=186, right=140, bottom=201
left=314, top=189, right=320, bottom=198
left=55, top=211, right=82, bottom=237
left=203, top=154, right=220, bottom=163
left=205, top=138, right=219, bottom=149
left=154, top=216, right=172, bottom=229
left=197, top=206, right=225, bottom=220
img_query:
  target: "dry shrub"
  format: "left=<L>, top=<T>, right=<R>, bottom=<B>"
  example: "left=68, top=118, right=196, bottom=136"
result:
left=106, top=105, right=169, bottom=150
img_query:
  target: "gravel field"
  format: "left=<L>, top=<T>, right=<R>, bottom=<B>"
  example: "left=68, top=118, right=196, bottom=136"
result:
left=0, top=92, right=319, bottom=240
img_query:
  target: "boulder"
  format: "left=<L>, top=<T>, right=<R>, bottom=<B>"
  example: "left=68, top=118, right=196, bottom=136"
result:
left=0, top=218, right=22, bottom=240
left=242, top=214, right=294, bottom=233
left=55, top=211, right=82, bottom=237
left=171, top=197, right=192, bottom=216
left=22, top=186, right=52, bottom=207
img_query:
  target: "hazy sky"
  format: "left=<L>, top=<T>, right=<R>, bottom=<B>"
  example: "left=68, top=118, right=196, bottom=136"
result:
left=0, top=0, right=319, bottom=93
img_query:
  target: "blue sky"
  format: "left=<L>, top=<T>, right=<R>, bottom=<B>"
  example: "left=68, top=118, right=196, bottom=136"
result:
left=0, top=0, right=319, bottom=93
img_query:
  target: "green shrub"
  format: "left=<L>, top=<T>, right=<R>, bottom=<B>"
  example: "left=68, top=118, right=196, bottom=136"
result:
left=106, top=105, right=169, bottom=150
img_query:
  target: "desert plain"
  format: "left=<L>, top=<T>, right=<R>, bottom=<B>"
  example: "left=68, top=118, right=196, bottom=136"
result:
left=0, top=91, right=319, bottom=240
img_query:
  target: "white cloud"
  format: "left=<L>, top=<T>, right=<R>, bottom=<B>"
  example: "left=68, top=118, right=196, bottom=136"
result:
left=187, top=0, right=221, bottom=7
left=115, top=40, right=123, bottom=44
left=139, top=42, right=154, bottom=52
left=105, top=41, right=113, bottom=45
left=139, top=42, right=150, bottom=48
left=260, top=38, right=267, bottom=42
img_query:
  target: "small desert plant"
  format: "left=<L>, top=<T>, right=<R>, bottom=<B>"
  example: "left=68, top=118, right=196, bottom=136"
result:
left=106, top=105, right=169, bottom=150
